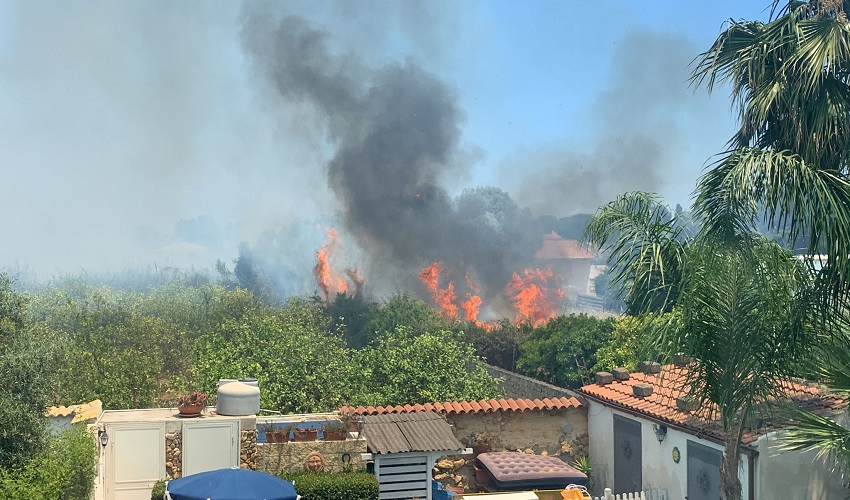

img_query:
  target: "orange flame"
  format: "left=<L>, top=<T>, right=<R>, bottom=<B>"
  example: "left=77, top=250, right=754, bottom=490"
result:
left=314, top=228, right=349, bottom=303
left=461, top=294, right=482, bottom=322
left=505, top=267, right=563, bottom=326
left=418, top=262, right=458, bottom=318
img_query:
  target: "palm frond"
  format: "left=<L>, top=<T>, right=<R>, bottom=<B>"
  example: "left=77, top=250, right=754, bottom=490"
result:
left=781, top=407, right=850, bottom=472
left=583, top=192, right=687, bottom=314
left=694, top=147, right=850, bottom=299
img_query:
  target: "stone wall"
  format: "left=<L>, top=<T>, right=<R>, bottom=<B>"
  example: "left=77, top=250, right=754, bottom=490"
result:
left=434, top=406, right=589, bottom=492
left=240, top=430, right=259, bottom=470
left=165, top=431, right=182, bottom=480
left=484, top=364, right=583, bottom=400
left=259, top=438, right=368, bottom=474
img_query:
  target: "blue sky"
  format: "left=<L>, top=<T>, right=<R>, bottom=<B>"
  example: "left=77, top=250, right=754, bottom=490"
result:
left=0, top=1, right=775, bottom=277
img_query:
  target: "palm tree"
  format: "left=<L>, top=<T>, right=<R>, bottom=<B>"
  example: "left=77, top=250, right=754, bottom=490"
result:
left=691, top=0, right=850, bottom=484
left=586, top=193, right=813, bottom=500
left=583, top=192, right=688, bottom=315
left=691, top=0, right=850, bottom=301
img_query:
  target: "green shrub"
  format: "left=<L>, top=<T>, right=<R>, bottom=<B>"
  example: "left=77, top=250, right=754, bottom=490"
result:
left=0, top=424, right=97, bottom=500
left=280, top=470, right=378, bottom=500
left=151, top=479, right=166, bottom=500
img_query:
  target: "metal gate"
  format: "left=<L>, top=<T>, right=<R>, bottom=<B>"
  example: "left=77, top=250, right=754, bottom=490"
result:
left=687, top=440, right=721, bottom=500
left=106, top=422, right=165, bottom=500
left=613, top=414, right=642, bottom=494
left=181, top=419, right=240, bottom=476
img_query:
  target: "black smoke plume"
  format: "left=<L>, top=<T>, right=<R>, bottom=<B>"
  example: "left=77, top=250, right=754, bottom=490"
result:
left=241, top=9, right=541, bottom=310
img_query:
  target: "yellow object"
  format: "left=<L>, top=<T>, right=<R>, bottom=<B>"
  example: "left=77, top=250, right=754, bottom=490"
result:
left=561, top=485, right=591, bottom=500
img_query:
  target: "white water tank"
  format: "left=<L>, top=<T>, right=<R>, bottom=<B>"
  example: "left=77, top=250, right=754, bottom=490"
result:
left=216, top=380, right=260, bottom=416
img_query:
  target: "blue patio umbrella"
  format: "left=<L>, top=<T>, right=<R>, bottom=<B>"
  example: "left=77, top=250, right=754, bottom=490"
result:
left=165, top=467, right=298, bottom=500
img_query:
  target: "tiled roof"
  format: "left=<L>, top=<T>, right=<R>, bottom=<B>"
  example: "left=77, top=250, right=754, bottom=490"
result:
left=535, top=233, right=596, bottom=260
left=46, top=399, right=102, bottom=424
left=579, top=366, right=847, bottom=446
left=340, top=396, right=583, bottom=416
left=362, top=412, right=465, bottom=454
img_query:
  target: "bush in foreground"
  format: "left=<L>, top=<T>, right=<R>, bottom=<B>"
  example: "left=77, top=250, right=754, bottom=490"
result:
left=0, top=424, right=97, bottom=500
left=280, top=470, right=378, bottom=500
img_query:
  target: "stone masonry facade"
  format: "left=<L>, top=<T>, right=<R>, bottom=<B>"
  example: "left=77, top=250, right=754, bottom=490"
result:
left=484, top=363, right=579, bottom=400
left=434, top=406, right=589, bottom=491
left=259, top=439, right=368, bottom=474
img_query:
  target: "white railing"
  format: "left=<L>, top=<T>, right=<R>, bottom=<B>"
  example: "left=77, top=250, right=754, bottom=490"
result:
left=592, top=488, right=668, bottom=500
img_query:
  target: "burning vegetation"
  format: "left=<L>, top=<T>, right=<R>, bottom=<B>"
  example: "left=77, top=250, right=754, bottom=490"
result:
left=314, top=228, right=363, bottom=303
left=314, top=229, right=569, bottom=326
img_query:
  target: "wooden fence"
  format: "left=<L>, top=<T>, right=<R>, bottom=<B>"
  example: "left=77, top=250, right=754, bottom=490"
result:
left=593, top=488, right=667, bottom=500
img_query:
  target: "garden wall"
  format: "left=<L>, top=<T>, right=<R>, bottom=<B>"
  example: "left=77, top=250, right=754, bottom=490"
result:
left=258, top=438, right=368, bottom=474
left=434, top=406, right=589, bottom=492
left=484, top=363, right=579, bottom=400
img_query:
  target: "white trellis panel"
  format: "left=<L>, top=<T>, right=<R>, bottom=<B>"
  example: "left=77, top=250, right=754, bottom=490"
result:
left=592, top=487, right=668, bottom=500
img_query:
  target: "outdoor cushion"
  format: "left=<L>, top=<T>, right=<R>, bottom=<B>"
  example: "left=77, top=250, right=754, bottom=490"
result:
left=476, top=452, right=588, bottom=490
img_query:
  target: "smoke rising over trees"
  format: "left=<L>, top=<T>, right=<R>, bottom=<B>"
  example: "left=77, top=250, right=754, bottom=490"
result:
left=1, top=1, right=735, bottom=301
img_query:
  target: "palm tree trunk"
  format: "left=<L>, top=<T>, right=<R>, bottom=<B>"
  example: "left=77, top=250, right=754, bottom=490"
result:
left=720, top=431, right=742, bottom=500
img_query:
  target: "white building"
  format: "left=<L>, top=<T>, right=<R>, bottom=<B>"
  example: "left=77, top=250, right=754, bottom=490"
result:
left=579, top=365, right=848, bottom=500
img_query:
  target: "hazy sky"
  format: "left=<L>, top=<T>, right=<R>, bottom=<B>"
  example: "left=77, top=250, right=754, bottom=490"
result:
left=0, top=1, right=771, bottom=280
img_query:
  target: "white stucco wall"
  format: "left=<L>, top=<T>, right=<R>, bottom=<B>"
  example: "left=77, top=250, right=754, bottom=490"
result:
left=757, top=431, right=847, bottom=500
left=587, top=400, right=750, bottom=499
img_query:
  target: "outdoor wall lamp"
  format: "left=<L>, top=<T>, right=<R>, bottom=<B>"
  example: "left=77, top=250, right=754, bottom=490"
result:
left=98, top=429, right=109, bottom=447
left=653, top=424, right=667, bottom=444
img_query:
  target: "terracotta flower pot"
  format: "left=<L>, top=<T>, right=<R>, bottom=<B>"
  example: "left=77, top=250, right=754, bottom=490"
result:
left=322, top=429, right=347, bottom=441
left=292, top=428, right=318, bottom=442
left=265, top=431, right=275, bottom=443
left=273, top=430, right=289, bottom=443
left=178, top=403, right=204, bottom=416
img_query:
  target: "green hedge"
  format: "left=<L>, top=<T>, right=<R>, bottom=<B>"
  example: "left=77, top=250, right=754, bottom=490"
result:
left=280, top=471, right=378, bottom=500
left=0, top=424, right=97, bottom=500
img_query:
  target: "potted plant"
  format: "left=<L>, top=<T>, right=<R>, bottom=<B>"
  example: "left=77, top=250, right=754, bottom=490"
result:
left=339, top=411, right=359, bottom=432
left=177, top=391, right=207, bottom=416
left=264, top=423, right=291, bottom=443
left=322, top=420, right=348, bottom=441
left=275, top=424, right=293, bottom=443
left=292, top=425, right=318, bottom=442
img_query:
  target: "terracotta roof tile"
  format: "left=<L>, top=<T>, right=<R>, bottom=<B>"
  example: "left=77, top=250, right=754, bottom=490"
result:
left=579, top=365, right=847, bottom=447
left=340, top=396, right=583, bottom=417
left=46, top=399, right=102, bottom=424
left=535, top=233, right=597, bottom=260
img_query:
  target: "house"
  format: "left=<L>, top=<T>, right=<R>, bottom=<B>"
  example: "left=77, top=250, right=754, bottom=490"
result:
left=579, top=364, right=848, bottom=500
left=534, top=232, right=597, bottom=301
